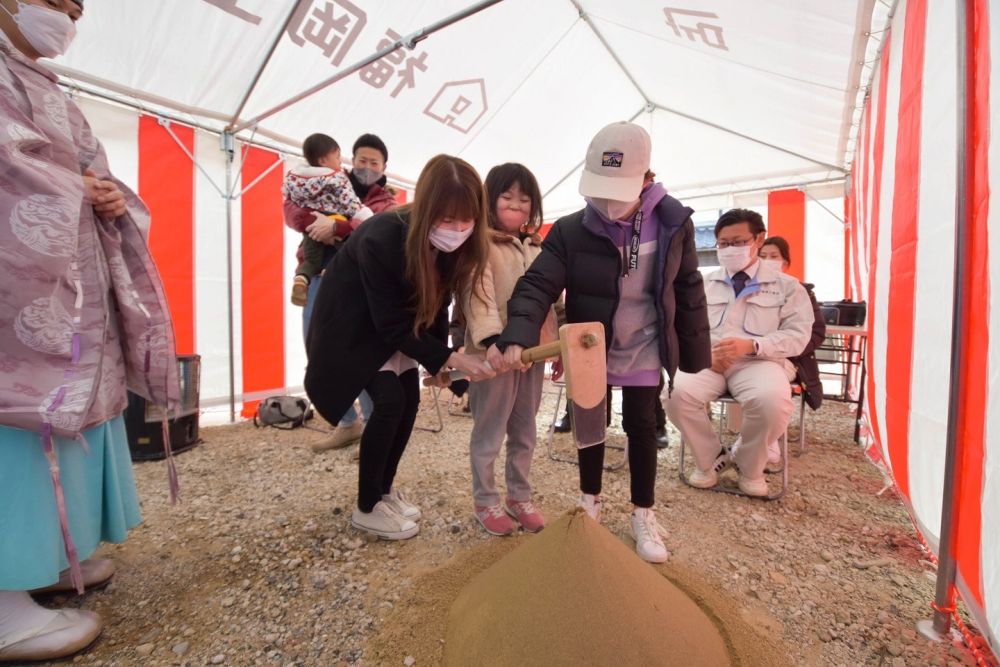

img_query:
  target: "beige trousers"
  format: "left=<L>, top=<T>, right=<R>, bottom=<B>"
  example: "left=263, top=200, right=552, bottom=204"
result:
left=665, top=360, right=794, bottom=480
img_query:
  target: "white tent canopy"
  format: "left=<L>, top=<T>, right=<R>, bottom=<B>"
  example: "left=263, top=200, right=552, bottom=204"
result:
left=54, top=0, right=886, bottom=215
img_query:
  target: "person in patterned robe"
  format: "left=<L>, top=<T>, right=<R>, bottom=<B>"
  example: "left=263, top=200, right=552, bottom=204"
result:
left=0, top=0, right=179, bottom=661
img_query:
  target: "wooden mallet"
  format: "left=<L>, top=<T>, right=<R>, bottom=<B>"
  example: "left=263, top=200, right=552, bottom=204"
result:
left=425, top=322, right=607, bottom=448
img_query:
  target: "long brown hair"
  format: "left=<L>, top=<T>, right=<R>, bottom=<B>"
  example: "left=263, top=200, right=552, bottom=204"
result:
left=404, top=155, right=489, bottom=333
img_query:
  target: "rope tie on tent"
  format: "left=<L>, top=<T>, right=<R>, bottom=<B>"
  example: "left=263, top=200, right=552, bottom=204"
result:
left=870, top=466, right=995, bottom=666
left=905, top=507, right=993, bottom=666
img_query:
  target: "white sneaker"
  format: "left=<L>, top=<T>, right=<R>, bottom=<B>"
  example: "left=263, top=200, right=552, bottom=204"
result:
left=732, top=436, right=782, bottom=474
left=578, top=493, right=602, bottom=523
left=350, top=501, right=419, bottom=540
left=738, top=475, right=769, bottom=497
left=688, top=448, right=731, bottom=488
left=382, top=488, right=421, bottom=521
left=631, top=507, right=669, bottom=563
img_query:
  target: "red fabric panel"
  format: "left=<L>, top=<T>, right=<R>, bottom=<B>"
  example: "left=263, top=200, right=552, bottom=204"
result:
left=766, top=189, right=806, bottom=282
left=953, top=0, right=990, bottom=610
left=865, top=32, right=893, bottom=467
left=538, top=222, right=554, bottom=239
left=884, top=0, right=927, bottom=499
left=394, top=188, right=408, bottom=205
left=138, top=116, right=195, bottom=355
left=240, top=148, right=286, bottom=418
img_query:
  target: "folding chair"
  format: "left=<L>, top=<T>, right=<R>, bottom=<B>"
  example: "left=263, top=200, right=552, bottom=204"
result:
left=545, top=379, right=626, bottom=471
left=787, top=383, right=808, bottom=456
left=677, top=386, right=797, bottom=501
left=414, top=384, right=444, bottom=433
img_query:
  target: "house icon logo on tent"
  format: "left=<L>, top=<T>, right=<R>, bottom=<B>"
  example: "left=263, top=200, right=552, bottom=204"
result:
left=423, top=79, right=488, bottom=134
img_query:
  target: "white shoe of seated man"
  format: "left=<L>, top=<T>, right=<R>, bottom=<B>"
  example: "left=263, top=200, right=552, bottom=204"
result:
left=732, top=436, right=782, bottom=472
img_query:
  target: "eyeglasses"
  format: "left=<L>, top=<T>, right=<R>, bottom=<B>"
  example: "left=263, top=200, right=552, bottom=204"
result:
left=715, top=238, right=756, bottom=249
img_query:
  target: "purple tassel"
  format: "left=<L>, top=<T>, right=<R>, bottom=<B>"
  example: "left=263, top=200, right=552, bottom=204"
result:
left=41, top=424, right=84, bottom=595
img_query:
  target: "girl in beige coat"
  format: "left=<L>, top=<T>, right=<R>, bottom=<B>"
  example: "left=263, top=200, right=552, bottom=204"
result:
left=462, top=163, right=557, bottom=535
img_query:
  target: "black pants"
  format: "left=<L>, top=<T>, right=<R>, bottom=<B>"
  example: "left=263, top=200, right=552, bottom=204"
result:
left=578, top=385, right=660, bottom=508
left=357, top=369, right=420, bottom=512
left=655, top=371, right=666, bottom=430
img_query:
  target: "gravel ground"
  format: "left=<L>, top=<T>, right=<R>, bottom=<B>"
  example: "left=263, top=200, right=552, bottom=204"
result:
left=36, top=380, right=994, bottom=667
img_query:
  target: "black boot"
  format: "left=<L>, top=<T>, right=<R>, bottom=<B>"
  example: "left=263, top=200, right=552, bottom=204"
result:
left=553, top=411, right=572, bottom=433
left=655, top=426, right=669, bottom=449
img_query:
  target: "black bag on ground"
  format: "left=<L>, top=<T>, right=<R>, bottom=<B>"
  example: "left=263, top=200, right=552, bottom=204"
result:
left=253, top=396, right=313, bottom=429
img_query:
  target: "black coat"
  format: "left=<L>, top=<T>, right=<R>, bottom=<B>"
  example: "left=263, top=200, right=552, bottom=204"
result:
left=790, top=283, right=827, bottom=410
left=304, top=210, right=451, bottom=423
left=497, top=195, right=711, bottom=388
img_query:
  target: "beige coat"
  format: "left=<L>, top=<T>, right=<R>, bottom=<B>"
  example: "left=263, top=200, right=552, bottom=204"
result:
left=462, top=231, right=558, bottom=353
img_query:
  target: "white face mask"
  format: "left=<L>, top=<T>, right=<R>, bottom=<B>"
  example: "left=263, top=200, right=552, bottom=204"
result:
left=496, top=205, right=529, bottom=233
left=2, top=1, right=77, bottom=58
left=760, top=258, right=784, bottom=274
left=587, top=197, right=639, bottom=221
left=716, top=245, right=755, bottom=274
left=429, top=225, right=473, bottom=253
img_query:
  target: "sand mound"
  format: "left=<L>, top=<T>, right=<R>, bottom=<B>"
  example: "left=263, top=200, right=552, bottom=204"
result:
left=444, top=509, right=733, bottom=666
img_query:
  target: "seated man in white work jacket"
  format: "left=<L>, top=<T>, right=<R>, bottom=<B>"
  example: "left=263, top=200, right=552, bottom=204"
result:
left=665, top=208, right=813, bottom=497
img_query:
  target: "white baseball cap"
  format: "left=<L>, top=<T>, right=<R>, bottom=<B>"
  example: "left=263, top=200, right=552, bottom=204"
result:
left=578, top=121, right=651, bottom=201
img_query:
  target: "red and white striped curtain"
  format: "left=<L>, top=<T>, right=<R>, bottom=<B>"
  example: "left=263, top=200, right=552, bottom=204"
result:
left=79, top=100, right=407, bottom=419
left=846, top=0, right=997, bottom=654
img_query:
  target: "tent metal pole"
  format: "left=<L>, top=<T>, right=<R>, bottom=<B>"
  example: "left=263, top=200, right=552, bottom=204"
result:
left=228, top=0, right=307, bottom=127
left=651, top=103, right=845, bottom=173
left=678, top=177, right=845, bottom=203
left=231, top=0, right=505, bottom=133
left=222, top=131, right=237, bottom=423
left=569, top=0, right=845, bottom=174
left=570, top=0, right=650, bottom=101
left=919, top=0, right=970, bottom=642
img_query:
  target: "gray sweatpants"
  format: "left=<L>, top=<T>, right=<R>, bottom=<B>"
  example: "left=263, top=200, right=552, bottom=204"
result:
left=468, top=362, right=545, bottom=506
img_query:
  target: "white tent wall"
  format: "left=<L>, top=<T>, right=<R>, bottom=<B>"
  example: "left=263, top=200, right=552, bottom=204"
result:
left=850, top=0, right=997, bottom=653
left=283, top=218, right=309, bottom=405
left=908, top=0, right=958, bottom=545
left=804, top=198, right=846, bottom=302
left=868, top=0, right=905, bottom=476
left=195, top=131, right=244, bottom=418
left=72, top=98, right=314, bottom=420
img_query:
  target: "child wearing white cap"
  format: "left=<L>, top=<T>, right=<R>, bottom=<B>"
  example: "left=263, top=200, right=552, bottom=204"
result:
left=495, top=122, right=712, bottom=563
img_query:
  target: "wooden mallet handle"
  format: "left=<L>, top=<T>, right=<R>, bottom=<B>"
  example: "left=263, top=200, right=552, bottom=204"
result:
left=423, top=333, right=600, bottom=387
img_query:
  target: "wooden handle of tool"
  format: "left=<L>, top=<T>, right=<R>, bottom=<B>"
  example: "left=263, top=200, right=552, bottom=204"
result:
left=522, top=341, right=562, bottom=364
left=421, top=342, right=561, bottom=387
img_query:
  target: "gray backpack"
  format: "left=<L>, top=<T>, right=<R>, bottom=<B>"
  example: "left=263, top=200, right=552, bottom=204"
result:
left=253, top=396, right=313, bottom=430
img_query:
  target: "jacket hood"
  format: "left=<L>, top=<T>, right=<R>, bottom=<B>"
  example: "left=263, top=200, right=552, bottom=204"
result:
left=288, top=165, right=336, bottom=178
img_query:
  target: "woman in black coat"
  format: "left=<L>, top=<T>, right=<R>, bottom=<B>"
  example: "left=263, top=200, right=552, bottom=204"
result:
left=758, top=236, right=827, bottom=410
left=305, top=155, right=495, bottom=540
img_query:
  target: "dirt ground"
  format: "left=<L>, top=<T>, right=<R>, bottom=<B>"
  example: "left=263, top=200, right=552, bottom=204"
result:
left=36, top=381, right=994, bottom=666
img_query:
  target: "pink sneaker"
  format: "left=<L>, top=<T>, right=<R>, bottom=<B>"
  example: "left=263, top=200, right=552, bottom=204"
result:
left=505, top=498, right=546, bottom=533
left=474, top=505, right=516, bottom=536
